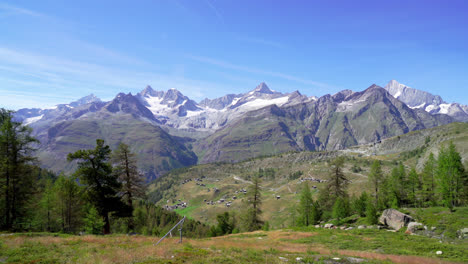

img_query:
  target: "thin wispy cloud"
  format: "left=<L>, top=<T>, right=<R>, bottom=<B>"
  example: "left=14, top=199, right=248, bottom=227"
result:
left=204, top=0, right=224, bottom=24
left=235, top=35, right=284, bottom=49
left=0, top=3, right=47, bottom=18
left=187, top=54, right=333, bottom=89
left=0, top=46, right=239, bottom=109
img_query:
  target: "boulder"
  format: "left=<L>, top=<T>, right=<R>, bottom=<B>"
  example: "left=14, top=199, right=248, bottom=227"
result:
left=357, top=225, right=366, bottom=229
left=457, top=228, right=468, bottom=239
left=324, top=223, right=334, bottom=229
left=379, top=209, right=413, bottom=230
left=406, top=222, right=423, bottom=233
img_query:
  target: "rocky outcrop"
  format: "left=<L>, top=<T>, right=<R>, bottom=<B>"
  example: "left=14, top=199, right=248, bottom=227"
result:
left=379, top=209, right=413, bottom=230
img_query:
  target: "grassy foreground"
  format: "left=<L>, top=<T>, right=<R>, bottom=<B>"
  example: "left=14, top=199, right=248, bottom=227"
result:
left=1, top=228, right=466, bottom=264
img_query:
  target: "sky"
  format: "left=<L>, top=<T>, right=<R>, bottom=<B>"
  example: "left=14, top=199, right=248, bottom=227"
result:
left=0, top=0, right=467, bottom=109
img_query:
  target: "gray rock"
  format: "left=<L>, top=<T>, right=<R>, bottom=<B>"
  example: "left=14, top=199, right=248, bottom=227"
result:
left=457, top=228, right=468, bottom=239
left=379, top=209, right=413, bottom=230
left=324, top=223, right=334, bottom=229
left=346, top=257, right=365, bottom=263
left=407, top=222, right=423, bottom=233
left=358, top=225, right=366, bottom=229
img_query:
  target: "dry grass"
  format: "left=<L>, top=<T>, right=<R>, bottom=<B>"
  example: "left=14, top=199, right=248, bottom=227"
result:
left=0, top=231, right=464, bottom=264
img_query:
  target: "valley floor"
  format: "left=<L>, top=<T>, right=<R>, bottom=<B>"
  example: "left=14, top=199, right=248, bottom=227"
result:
left=1, top=228, right=466, bottom=264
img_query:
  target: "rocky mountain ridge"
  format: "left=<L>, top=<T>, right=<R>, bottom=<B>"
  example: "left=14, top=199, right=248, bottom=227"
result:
left=12, top=81, right=461, bottom=178
left=384, top=80, right=468, bottom=121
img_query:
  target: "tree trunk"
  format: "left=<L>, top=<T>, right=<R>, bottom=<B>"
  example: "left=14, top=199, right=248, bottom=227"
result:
left=103, top=212, right=110, bottom=234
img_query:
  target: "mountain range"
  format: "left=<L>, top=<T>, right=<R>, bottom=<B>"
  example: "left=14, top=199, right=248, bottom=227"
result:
left=13, top=80, right=465, bottom=179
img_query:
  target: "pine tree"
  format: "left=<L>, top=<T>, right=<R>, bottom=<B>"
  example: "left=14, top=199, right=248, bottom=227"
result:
left=54, top=174, right=83, bottom=233
left=407, top=167, right=420, bottom=207
left=112, top=142, right=146, bottom=208
left=368, top=160, right=384, bottom=209
left=436, top=142, right=465, bottom=209
left=297, top=182, right=314, bottom=226
left=112, top=143, right=146, bottom=231
left=352, top=192, right=367, bottom=217
left=388, top=164, right=405, bottom=208
left=84, top=205, right=104, bottom=235
left=332, top=197, right=347, bottom=222
left=326, top=156, right=348, bottom=202
left=0, top=109, right=37, bottom=230
left=39, top=179, right=55, bottom=232
left=365, top=198, right=378, bottom=225
left=241, top=176, right=263, bottom=231
left=67, top=139, right=128, bottom=234
left=421, top=153, right=437, bottom=206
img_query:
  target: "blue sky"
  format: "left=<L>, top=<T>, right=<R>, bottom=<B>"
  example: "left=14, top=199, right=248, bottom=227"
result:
left=1, top=0, right=467, bottom=109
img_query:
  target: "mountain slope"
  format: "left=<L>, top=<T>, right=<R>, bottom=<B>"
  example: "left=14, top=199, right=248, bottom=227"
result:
left=148, top=122, right=468, bottom=228
left=28, top=93, right=198, bottom=180
left=195, top=85, right=453, bottom=163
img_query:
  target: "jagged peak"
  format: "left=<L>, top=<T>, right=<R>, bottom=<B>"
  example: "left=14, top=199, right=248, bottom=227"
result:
left=251, top=82, right=274, bottom=94
left=68, top=93, right=101, bottom=107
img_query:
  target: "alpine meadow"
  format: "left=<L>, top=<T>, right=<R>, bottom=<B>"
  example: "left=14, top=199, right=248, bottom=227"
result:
left=1, top=1, right=468, bottom=263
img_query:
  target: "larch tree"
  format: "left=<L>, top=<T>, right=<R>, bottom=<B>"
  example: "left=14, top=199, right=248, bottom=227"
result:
left=0, top=108, right=37, bottom=230
left=111, top=142, right=146, bottom=209
left=368, top=160, right=384, bottom=208
left=242, top=176, right=263, bottom=231
left=54, top=174, right=83, bottom=233
left=421, top=153, right=437, bottom=206
left=326, top=156, right=348, bottom=202
left=297, top=182, right=314, bottom=226
left=436, top=142, right=465, bottom=209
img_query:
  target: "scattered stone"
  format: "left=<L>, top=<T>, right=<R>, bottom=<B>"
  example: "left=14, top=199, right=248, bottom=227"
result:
left=431, top=226, right=437, bottom=231
left=379, top=209, right=413, bottom=230
left=358, top=225, right=366, bottom=229
left=332, top=257, right=341, bottom=260
left=296, top=257, right=303, bottom=262
left=314, top=225, right=320, bottom=228
left=345, top=227, right=354, bottom=230
left=424, top=225, right=428, bottom=230
left=324, top=223, right=334, bottom=229
left=279, top=256, right=288, bottom=261
left=457, top=228, right=468, bottom=239
left=340, top=226, right=346, bottom=230
left=346, top=257, right=365, bottom=263
left=436, top=251, right=443, bottom=255
left=406, top=222, right=423, bottom=233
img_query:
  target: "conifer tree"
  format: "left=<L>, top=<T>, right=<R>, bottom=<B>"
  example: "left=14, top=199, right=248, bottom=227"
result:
left=67, top=139, right=128, bottom=234
left=326, top=156, right=348, bottom=202
left=421, top=153, right=437, bottom=206
left=436, top=142, right=465, bottom=209
left=241, top=176, right=263, bottom=231
left=368, top=160, right=383, bottom=208
left=407, top=167, right=420, bottom=207
left=297, top=182, right=314, bottom=226
left=0, top=108, right=37, bottom=230
left=112, top=142, right=146, bottom=208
